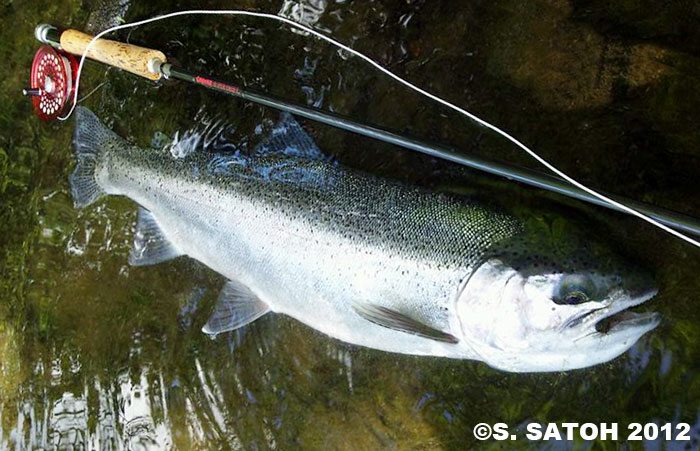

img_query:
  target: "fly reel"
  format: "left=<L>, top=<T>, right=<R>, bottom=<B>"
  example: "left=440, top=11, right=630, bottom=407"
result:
left=24, top=45, right=78, bottom=121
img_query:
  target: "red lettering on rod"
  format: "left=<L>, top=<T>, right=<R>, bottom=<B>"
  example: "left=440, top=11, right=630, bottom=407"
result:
left=195, top=76, right=240, bottom=94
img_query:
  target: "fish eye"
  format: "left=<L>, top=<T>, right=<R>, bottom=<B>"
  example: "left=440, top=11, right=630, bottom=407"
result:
left=555, top=274, right=595, bottom=305
left=563, top=290, right=588, bottom=305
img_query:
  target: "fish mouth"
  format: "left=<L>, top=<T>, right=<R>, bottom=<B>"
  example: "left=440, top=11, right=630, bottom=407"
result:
left=594, top=308, right=660, bottom=334
left=573, top=288, right=660, bottom=337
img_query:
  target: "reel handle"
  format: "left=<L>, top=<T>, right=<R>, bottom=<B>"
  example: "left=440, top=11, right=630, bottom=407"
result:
left=59, top=29, right=166, bottom=81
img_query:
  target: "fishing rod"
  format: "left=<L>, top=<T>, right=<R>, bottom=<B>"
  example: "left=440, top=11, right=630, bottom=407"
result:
left=25, top=23, right=700, bottom=238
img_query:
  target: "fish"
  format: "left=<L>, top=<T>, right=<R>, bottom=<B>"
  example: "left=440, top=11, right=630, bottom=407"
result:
left=70, top=106, right=660, bottom=372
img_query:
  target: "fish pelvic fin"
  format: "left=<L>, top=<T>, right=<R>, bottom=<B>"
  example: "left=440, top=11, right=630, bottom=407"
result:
left=202, top=280, right=270, bottom=337
left=69, top=107, right=125, bottom=208
left=128, top=208, right=183, bottom=266
left=353, top=303, right=459, bottom=344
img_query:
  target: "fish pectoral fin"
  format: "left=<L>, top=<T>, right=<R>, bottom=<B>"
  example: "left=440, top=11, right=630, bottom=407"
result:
left=202, top=280, right=270, bottom=337
left=128, top=208, right=183, bottom=266
left=352, top=303, right=459, bottom=344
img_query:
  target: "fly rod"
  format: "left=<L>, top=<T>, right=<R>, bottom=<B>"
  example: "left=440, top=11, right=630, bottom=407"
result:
left=27, top=24, right=700, bottom=237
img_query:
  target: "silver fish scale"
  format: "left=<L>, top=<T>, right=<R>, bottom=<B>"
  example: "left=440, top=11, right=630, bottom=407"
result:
left=113, top=146, right=523, bottom=270
left=99, top=124, right=524, bottom=356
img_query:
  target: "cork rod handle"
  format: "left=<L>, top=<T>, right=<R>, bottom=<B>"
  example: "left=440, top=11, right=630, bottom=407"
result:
left=60, top=29, right=166, bottom=81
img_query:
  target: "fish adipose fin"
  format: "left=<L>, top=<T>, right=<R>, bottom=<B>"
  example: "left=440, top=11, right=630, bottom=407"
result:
left=128, top=208, right=183, bottom=266
left=253, top=112, right=331, bottom=161
left=202, top=280, right=270, bottom=337
left=69, top=107, right=125, bottom=208
left=353, top=303, right=459, bottom=344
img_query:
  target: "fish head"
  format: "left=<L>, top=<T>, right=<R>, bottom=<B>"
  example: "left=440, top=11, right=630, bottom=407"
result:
left=455, top=228, right=660, bottom=372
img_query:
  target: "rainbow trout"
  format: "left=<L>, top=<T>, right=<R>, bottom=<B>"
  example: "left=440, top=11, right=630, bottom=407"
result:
left=70, top=107, right=659, bottom=372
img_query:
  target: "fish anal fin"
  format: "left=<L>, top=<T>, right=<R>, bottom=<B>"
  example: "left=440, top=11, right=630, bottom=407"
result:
left=353, top=303, right=459, bottom=344
left=202, top=280, right=270, bottom=337
left=128, top=208, right=183, bottom=266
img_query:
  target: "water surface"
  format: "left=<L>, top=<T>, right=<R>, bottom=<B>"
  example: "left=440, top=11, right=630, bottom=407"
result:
left=2, top=0, right=700, bottom=449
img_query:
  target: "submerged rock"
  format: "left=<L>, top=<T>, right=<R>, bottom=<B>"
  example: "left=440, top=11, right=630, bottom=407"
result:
left=484, top=0, right=676, bottom=110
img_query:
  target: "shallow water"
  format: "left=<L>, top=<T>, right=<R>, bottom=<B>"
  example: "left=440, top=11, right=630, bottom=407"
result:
left=2, top=0, right=700, bottom=449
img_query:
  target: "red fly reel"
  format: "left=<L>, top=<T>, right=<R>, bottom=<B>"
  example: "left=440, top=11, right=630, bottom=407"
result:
left=26, top=46, right=78, bottom=121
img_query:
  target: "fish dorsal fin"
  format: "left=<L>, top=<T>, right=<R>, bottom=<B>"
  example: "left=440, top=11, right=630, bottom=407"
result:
left=128, top=208, right=183, bottom=266
left=202, top=280, right=270, bottom=337
left=353, top=303, right=459, bottom=344
left=253, top=112, right=330, bottom=161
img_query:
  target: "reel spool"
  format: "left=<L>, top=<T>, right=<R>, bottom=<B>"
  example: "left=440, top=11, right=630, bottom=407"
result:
left=25, top=46, right=78, bottom=121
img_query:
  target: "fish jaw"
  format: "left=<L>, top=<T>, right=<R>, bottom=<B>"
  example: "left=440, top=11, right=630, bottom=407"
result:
left=562, top=287, right=661, bottom=364
left=477, top=297, right=660, bottom=373
left=500, top=314, right=660, bottom=373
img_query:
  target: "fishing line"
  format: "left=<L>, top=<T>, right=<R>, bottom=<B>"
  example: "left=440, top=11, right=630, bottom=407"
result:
left=57, top=9, right=700, bottom=250
left=76, top=80, right=107, bottom=103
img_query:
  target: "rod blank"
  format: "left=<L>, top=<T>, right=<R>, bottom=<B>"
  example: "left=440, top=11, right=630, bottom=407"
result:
left=35, top=24, right=700, bottom=237
left=164, top=64, right=700, bottom=237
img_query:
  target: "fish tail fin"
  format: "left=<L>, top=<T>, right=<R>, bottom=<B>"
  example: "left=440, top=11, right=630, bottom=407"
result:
left=69, top=107, right=122, bottom=208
